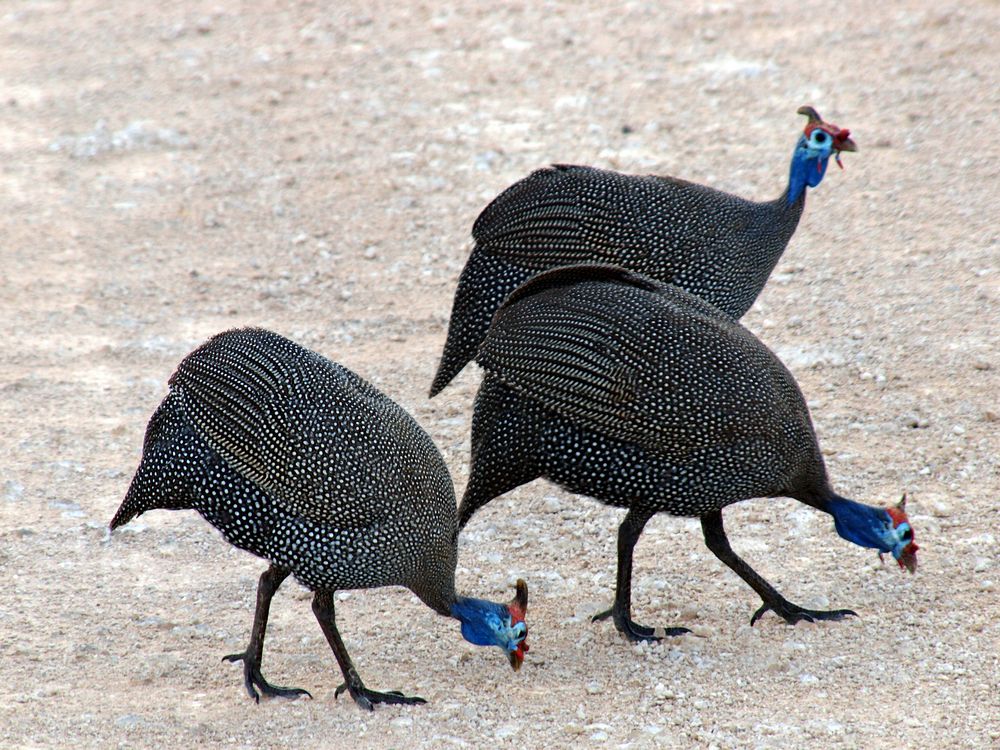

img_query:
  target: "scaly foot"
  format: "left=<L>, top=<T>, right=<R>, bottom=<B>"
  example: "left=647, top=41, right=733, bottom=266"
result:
left=591, top=607, right=690, bottom=642
left=334, top=681, right=427, bottom=711
left=750, top=600, right=858, bottom=626
left=222, top=652, right=312, bottom=703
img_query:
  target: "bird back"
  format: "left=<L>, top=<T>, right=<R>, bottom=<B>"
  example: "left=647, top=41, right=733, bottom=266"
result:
left=169, top=328, right=455, bottom=530
left=475, top=265, right=816, bottom=460
left=471, top=164, right=792, bottom=316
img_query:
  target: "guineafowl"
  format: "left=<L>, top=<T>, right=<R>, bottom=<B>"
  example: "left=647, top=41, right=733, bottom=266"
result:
left=429, top=106, right=856, bottom=396
left=110, top=328, right=529, bottom=709
left=459, top=266, right=916, bottom=641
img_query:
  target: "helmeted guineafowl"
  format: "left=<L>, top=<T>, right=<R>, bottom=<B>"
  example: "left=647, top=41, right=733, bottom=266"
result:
left=459, top=265, right=916, bottom=642
left=428, top=105, right=856, bottom=397
left=110, top=327, right=529, bottom=709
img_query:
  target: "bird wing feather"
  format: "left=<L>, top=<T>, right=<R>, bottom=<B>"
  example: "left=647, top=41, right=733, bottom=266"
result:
left=471, top=165, right=745, bottom=271
left=475, top=266, right=779, bottom=455
left=170, top=328, right=439, bottom=527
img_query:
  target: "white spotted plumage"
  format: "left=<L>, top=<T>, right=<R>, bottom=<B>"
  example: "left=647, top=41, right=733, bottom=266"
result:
left=459, top=265, right=903, bottom=637
left=114, top=327, right=458, bottom=612
left=429, top=157, right=807, bottom=396
left=460, top=265, right=825, bottom=526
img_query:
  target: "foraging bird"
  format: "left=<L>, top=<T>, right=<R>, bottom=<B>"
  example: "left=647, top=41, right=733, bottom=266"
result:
left=111, top=328, right=529, bottom=709
left=460, top=265, right=916, bottom=641
left=429, top=105, right=856, bottom=396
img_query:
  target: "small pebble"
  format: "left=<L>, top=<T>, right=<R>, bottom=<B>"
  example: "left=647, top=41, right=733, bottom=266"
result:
left=929, top=499, right=951, bottom=517
left=687, top=624, right=715, bottom=638
left=495, top=722, right=520, bottom=739
left=653, top=683, right=674, bottom=699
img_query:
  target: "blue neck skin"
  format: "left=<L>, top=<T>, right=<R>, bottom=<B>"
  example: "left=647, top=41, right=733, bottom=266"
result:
left=828, top=495, right=908, bottom=559
left=787, top=135, right=832, bottom=206
left=450, top=596, right=512, bottom=648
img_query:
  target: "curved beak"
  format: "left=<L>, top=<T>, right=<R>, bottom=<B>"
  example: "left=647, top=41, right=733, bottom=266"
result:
left=509, top=642, right=527, bottom=671
left=831, top=129, right=856, bottom=169
left=835, top=132, right=857, bottom=153
left=896, top=544, right=919, bottom=574
left=507, top=579, right=529, bottom=671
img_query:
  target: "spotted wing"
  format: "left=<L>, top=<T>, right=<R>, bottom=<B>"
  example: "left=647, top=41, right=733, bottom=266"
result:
left=170, top=328, right=450, bottom=526
left=472, top=164, right=735, bottom=272
left=475, top=265, right=784, bottom=454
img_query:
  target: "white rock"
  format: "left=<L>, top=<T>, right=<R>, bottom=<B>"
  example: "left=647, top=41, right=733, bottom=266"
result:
left=495, top=722, right=520, bottom=739
left=500, top=37, right=532, bottom=51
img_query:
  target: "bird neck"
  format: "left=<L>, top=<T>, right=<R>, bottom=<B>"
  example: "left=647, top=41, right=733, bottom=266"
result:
left=449, top=596, right=508, bottom=647
left=776, top=183, right=806, bottom=214
left=786, top=140, right=831, bottom=206
left=825, top=493, right=892, bottom=552
left=766, top=185, right=807, bottom=252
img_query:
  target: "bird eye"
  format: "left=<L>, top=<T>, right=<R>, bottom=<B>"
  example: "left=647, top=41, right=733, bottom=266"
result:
left=814, top=131, right=828, bottom=143
left=512, top=622, right=527, bottom=641
left=901, top=528, right=912, bottom=541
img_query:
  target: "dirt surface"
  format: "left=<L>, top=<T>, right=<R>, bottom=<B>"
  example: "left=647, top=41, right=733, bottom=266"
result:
left=2, top=1, right=998, bottom=748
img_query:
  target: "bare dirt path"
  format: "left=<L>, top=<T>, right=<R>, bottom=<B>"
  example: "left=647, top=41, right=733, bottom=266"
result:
left=1, top=2, right=997, bottom=747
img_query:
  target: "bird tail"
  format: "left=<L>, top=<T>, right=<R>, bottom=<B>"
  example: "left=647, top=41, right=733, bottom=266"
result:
left=458, top=375, right=541, bottom=528
left=110, top=467, right=154, bottom=530
left=429, top=252, right=533, bottom=397
left=110, top=392, right=199, bottom=530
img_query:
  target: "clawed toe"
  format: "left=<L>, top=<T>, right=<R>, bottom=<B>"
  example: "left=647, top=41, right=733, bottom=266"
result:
left=592, top=606, right=689, bottom=642
left=336, top=682, right=426, bottom=710
left=223, top=652, right=312, bottom=703
left=751, top=602, right=858, bottom=627
left=591, top=607, right=613, bottom=623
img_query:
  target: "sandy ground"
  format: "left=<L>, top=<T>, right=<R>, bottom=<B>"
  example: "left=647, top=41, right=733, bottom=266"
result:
left=2, top=1, right=998, bottom=748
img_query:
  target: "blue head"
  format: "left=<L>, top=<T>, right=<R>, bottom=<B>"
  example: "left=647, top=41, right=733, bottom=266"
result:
left=451, top=579, right=530, bottom=670
left=787, top=105, right=857, bottom=205
left=829, top=495, right=919, bottom=573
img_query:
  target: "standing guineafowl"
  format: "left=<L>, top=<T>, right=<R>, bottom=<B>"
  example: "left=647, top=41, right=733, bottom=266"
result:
left=429, top=106, right=856, bottom=396
left=110, top=328, right=529, bottom=709
left=459, top=266, right=916, bottom=641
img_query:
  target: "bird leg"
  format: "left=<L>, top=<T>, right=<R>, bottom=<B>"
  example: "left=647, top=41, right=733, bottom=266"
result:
left=311, top=591, right=427, bottom=710
left=222, top=564, right=312, bottom=702
left=592, top=508, right=691, bottom=642
left=700, top=511, right=857, bottom=625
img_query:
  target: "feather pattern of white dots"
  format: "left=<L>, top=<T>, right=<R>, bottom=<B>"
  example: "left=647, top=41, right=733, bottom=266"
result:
left=460, top=265, right=911, bottom=639
left=111, top=328, right=530, bottom=708
left=429, top=106, right=856, bottom=397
